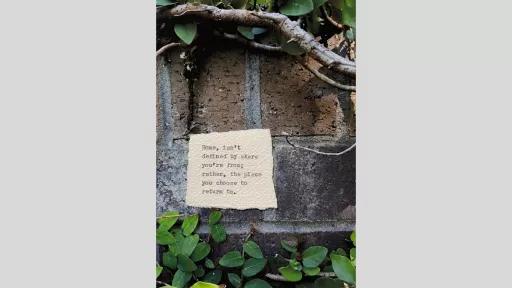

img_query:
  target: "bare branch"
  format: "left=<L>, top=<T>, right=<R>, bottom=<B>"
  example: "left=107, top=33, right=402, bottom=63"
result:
left=162, top=4, right=355, bottom=76
left=286, top=136, right=356, bottom=156
left=156, top=42, right=185, bottom=57
left=297, top=57, right=356, bottom=91
left=216, top=32, right=282, bottom=52
left=321, top=6, right=344, bottom=30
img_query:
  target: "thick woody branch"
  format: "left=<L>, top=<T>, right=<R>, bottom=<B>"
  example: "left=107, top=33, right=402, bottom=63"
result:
left=215, top=32, right=354, bottom=91
left=161, top=4, right=355, bottom=76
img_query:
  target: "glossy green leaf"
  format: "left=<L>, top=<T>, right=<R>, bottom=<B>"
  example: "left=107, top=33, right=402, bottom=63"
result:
left=280, top=0, right=314, bottom=16
left=313, top=277, right=345, bottom=288
left=289, top=259, right=302, bottom=271
left=177, top=254, right=198, bottom=272
left=243, top=241, right=264, bottom=259
left=210, top=224, right=227, bottom=243
left=190, top=281, right=219, bottom=288
left=330, top=254, right=355, bottom=284
left=302, top=246, right=328, bottom=268
left=158, top=211, right=180, bottom=231
left=237, top=26, right=254, bottom=40
left=219, top=251, right=245, bottom=268
left=244, top=278, right=273, bottom=288
left=280, top=240, right=298, bottom=253
left=194, top=266, right=206, bottom=278
left=278, top=265, right=303, bottom=282
left=172, top=270, right=192, bottom=288
left=242, top=258, right=267, bottom=277
left=252, top=27, right=267, bottom=35
left=156, top=264, right=163, bottom=278
left=330, top=248, right=347, bottom=257
left=161, top=285, right=177, bottom=288
left=341, top=0, right=355, bottom=28
left=228, top=273, right=242, bottom=288
left=181, top=234, right=200, bottom=257
left=174, top=23, right=197, bottom=45
left=203, top=269, right=222, bottom=284
left=205, top=258, right=215, bottom=269
left=182, top=214, right=199, bottom=236
left=157, top=229, right=176, bottom=245
left=350, top=230, right=356, bottom=246
left=208, top=211, right=222, bottom=225
left=312, top=0, right=327, bottom=8
left=163, top=251, right=178, bottom=269
left=156, top=0, right=175, bottom=6
left=350, top=248, right=356, bottom=261
left=190, top=242, right=211, bottom=262
left=303, top=266, right=321, bottom=276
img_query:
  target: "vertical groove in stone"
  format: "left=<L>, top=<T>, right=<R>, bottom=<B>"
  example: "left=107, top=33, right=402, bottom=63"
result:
left=156, top=57, right=174, bottom=146
left=244, top=52, right=262, bottom=129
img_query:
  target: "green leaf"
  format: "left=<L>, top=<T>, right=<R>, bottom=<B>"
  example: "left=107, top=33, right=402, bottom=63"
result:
left=210, top=224, right=227, bottom=243
left=194, top=266, right=206, bottom=278
left=219, top=251, right=245, bottom=268
left=163, top=251, right=178, bottom=269
left=181, top=234, right=200, bottom=257
left=190, top=242, right=211, bottom=262
left=350, top=230, right=356, bottom=246
left=177, top=254, right=198, bottom=272
left=156, top=264, right=163, bottom=278
left=158, top=211, right=180, bottom=231
left=302, top=246, right=328, bottom=268
left=172, top=270, right=192, bottom=288
left=330, top=248, right=347, bottom=257
left=280, top=240, right=298, bottom=253
left=330, top=254, right=355, bottom=284
left=312, top=0, right=327, bottom=8
left=341, top=0, right=356, bottom=28
left=182, top=214, right=199, bottom=236
left=237, top=26, right=255, bottom=40
left=243, top=241, right=264, bottom=259
left=208, top=211, right=222, bottom=225
left=228, top=273, right=242, bottom=288
left=202, top=269, right=222, bottom=284
left=303, top=267, right=321, bottom=276
left=244, top=278, right=273, bottom=288
left=289, top=259, right=302, bottom=271
left=350, top=248, right=356, bottom=261
left=170, top=233, right=185, bottom=255
left=313, top=277, right=345, bottom=288
left=252, top=27, right=267, bottom=35
left=156, top=0, right=175, bottom=6
left=205, top=258, right=215, bottom=269
left=242, top=258, right=267, bottom=277
left=174, top=23, right=197, bottom=45
left=280, top=0, right=314, bottom=16
left=157, top=229, right=176, bottom=245
left=190, top=282, right=220, bottom=288
left=161, top=285, right=177, bottom=288
left=278, top=265, right=303, bottom=282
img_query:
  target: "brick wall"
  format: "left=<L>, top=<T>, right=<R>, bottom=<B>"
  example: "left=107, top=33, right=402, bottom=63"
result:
left=156, top=41, right=355, bottom=255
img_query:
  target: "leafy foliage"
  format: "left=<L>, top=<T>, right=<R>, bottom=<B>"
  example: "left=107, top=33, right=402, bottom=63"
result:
left=156, top=210, right=356, bottom=287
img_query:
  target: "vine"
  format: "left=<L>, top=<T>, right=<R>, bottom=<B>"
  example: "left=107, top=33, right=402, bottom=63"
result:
left=156, top=0, right=356, bottom=91
left=156, top=210, right=356, bottom=288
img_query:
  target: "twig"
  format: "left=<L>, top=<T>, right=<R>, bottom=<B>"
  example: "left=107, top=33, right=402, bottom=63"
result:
left=156, top=42, right=185, bottom=57
left=286, top=137, right=356, bottom=156
left=265, top=272, right=337, bottom=282
left=162, top=4, right=355, bottom=76
left=297, top=57, right=356, bottom=91
left=216, top=32, right=282, bottom=52
left=321, top=6, right=344, bottom=30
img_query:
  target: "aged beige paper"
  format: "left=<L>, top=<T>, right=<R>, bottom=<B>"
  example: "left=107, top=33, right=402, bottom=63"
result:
left=186, top=129, right=277, bottom=210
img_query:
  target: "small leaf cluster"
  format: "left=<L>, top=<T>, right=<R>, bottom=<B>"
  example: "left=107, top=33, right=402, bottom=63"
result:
left=277, top=231, right=356, bottom=287
left=156, top=210, right=227, bottom=288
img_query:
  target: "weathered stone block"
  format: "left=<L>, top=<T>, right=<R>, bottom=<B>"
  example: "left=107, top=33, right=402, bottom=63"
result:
left=260, top=54, right=342, bottom=136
